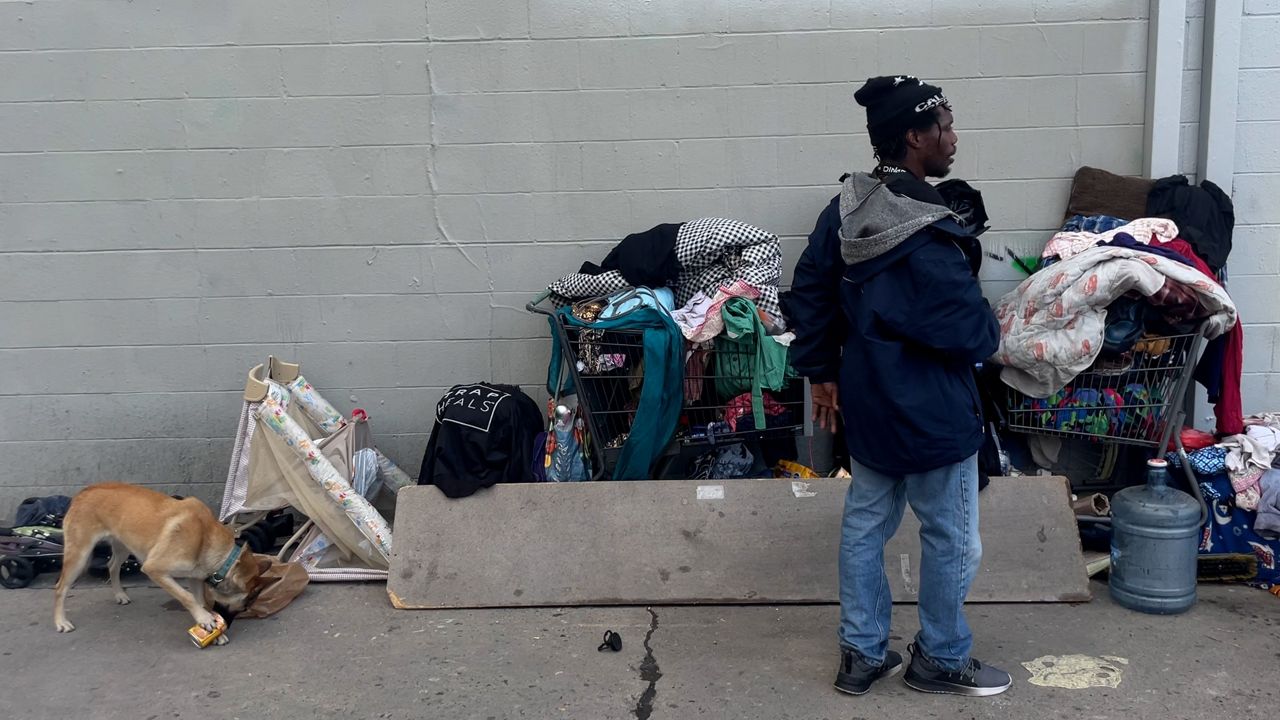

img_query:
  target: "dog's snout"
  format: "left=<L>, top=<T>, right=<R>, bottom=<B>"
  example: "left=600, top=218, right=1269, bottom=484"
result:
left=212, top=602, right=240, bottom=626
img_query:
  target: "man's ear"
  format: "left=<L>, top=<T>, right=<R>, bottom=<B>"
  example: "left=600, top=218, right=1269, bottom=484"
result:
left=904, top=127, right=924, bottom=151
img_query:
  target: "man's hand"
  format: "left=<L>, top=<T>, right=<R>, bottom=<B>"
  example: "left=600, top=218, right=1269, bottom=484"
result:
left=811, top=381, right=840, bottom=432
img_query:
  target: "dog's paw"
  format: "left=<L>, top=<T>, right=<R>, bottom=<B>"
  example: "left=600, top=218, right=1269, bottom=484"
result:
left=214, top=633, right=231, bottom=646
left=55, top=619, right=76, bottom=633
left=114, top=592, right=131, bottom=606
left=194, top=610, right=218, bottom=632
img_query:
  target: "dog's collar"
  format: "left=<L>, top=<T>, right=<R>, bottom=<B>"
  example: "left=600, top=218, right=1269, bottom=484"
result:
left=206, top=543, right=245, bottom=587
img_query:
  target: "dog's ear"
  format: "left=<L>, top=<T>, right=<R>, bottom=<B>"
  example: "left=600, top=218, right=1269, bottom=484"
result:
left=255, top=556, right=273, bottom=576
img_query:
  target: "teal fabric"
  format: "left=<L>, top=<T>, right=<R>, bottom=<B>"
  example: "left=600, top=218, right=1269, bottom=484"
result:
left=714, top=297, right=790, bottom=429
left=598, top=287, right=675, bottom=319
left=547, top=305, right=684, bottom=480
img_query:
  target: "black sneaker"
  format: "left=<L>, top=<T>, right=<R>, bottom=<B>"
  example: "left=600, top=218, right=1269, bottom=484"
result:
left=834, top=648, right=903, bottom=695
left=903, top=643, right=1012, bottom=697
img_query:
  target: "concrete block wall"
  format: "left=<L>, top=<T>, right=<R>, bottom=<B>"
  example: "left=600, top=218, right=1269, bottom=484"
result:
left=1234, top=0, right=1280, bottom=413
left=1178, top=0, right=1280, bottom=417
left=428, top=4, right=1153, bottom=306
left=1, top=0, right=1273, bottom=513
left=0, top=0, right=438, bottom=516
left=1171, top=0, right=1276, bottom=424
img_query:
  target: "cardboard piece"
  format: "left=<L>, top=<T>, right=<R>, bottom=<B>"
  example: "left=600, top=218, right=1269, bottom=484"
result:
left=388, top=476, right=1090, bottom=609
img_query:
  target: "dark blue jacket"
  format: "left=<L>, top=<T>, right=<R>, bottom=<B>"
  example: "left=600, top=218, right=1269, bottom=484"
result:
left=789, top=185, right=1000, bottom=475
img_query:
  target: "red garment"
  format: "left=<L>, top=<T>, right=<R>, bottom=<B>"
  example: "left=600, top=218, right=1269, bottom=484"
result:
left=1160, top=238, right=1215, bottom=278
left=724, top=391, right=785, bottom=432
left=1215, top=321, right=1245, bottom=436
left=1147, top=277, right=1203, bottom=321
left=1158, top=237, right=1244, bottom=436
left=1180, top=427, right=1217, bottom=451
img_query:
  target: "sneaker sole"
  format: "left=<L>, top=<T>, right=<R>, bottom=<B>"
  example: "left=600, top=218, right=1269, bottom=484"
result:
left=903, top=675, right=1011, bottom=697
left=833, top=662, right=904, bottom=696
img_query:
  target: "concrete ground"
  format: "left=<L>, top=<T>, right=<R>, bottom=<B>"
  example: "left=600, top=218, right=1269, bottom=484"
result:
left=0, top=576, right=1275, bottom=720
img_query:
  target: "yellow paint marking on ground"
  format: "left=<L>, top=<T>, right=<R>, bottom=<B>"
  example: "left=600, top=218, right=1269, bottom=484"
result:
left=1022, top=654, right=1129, bottom=689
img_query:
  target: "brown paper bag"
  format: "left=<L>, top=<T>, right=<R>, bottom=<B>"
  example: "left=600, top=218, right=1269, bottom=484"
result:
left=239, top=554, right=310, bottom=619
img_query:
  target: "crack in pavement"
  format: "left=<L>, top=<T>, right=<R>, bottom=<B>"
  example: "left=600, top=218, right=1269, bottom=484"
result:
left=633, top=608, right=662, bottom=720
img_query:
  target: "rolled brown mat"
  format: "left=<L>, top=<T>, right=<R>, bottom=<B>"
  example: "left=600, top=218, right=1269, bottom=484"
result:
left=1072, top=493, right=1111, bottom=517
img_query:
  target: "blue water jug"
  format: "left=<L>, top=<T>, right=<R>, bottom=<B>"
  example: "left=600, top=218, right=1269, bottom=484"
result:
left=1109, top=458, right=1202, bottom=614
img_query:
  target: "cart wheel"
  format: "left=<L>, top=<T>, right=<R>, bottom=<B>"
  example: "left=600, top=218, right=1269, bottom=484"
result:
left=87, top=549, right=139, bottom=577
left=0, top=557, right=36, bottom=589
left=87, top=545, right=111, bottom=575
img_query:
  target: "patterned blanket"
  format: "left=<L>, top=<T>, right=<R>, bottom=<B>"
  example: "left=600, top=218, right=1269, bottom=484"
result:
left=994, top=245, right=1236, bottom=397
left=548, top=217, right=784, bottom=325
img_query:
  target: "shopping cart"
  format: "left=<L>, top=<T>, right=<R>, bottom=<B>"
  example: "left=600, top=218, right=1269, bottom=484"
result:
left=528, top=291, right=810, bottom=480
left=1003, top=327, right=1209, bottom=521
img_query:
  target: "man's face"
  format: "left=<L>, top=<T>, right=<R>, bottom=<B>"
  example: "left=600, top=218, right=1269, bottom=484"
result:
left=917, top=107, right=958, bottom=178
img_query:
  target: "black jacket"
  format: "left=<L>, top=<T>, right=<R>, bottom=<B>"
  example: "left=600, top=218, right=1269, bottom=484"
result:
left=418, top=383, right=543, bottom=498
left=1146, top=175, right=1234, bottom=271
left=789, top=174, right=1000, bottom=475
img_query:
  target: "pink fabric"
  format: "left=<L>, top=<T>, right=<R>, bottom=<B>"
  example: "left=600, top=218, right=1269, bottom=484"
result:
left=1236, top=479, right=1263, bottom=511
left=674, top=280, right=761, bottom=343
left=1227, top=437, right=1264, bottom=509
left=1232, top=469, right=1264, bottom=494
left=724, top=392, right=785, bottom=432
left=1042, top=218, right=1180, bottom=260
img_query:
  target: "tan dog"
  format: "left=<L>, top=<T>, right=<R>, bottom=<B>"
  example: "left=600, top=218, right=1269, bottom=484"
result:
left=53, top=483, right=268, bottom=644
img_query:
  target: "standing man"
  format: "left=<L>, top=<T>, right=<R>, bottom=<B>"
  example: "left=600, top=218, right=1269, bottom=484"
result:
left=788, top=76, right=1012, bottom=697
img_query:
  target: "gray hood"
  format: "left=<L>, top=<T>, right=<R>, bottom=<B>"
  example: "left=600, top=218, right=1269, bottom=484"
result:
left=838, top=172, right=955, bottom=265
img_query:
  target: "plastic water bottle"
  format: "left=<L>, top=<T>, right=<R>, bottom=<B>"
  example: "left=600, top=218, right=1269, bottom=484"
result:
left=1108, top=458, right=1202, bottom=614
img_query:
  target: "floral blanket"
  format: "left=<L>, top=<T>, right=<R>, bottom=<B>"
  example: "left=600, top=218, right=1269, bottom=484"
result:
left=993, top=246, right=1236, bottom=397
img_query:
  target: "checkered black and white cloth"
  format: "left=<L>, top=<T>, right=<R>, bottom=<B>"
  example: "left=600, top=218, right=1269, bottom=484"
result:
left=548, top=218, right=784, bottom=324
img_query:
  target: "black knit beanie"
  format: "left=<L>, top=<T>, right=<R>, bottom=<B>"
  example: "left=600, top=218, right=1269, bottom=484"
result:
left=854, top=75, right=948, bottom=134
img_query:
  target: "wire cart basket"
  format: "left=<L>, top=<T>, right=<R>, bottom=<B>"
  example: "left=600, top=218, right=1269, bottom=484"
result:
left=528, top=292, right=810, bottom=480
left=1003, top=327, right=1210, bottom=521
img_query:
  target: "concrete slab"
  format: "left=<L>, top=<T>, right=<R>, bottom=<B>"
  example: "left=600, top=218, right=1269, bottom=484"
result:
left=0, top=579, right=1274, bottom=719
left=388, top=476, right=1088, bottom=608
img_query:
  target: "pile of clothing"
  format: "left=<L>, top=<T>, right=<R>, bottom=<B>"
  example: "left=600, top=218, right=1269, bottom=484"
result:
left=1166, top=417, right=1280, bottom=589
left=1171, top=418, right=1280, bottom=524
left=549, top=217, right=786, bottom=329
left=546, top=218, right=798, bottom=480
left=1196, top=476, right=1279, bottom=590
left=994, top=173, right=1242, bottom=437
left=1011, top=382, right=1165, bottom=439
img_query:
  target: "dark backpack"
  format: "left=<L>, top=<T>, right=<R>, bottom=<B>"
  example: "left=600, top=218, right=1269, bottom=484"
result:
left=15, top=495, right=72, bottom=528
left=418, top=383, right=544, bottom=498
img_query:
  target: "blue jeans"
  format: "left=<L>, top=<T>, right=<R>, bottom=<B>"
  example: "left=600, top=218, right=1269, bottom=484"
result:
left=838, top=454, right=982, bottom=672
